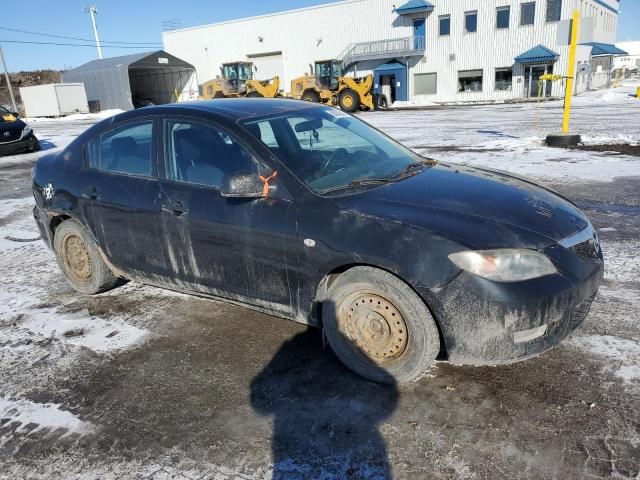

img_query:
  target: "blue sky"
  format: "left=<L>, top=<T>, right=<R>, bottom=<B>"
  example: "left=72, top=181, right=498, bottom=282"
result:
left=1, top=0, right=638, bottom=72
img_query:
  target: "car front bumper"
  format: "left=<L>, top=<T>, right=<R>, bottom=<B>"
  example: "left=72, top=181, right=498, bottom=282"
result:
left=0, top=133, right=39, bottom=156
left=422, top=248, right=604, bottom=365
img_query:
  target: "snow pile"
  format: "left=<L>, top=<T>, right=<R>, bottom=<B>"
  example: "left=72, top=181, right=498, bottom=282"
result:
left=26, top=109, right=123, bottom=123
left=16, top=308, right=148, bottom=353
left=0, top=396, right=94, bottom=443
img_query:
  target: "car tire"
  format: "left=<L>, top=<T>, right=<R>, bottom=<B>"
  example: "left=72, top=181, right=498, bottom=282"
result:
left=301, top=90, right=320, bottom=103
left=322, top=266, right=440, bottom=384
left=53, top=218, right=118, bottom=294
left=338, top=88, right=360, bottom=113
left=246, top=91, right=263, bottom=98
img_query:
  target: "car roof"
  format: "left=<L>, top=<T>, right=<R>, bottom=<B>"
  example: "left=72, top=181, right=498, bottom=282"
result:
left=119, top=98, right=326, bottom=122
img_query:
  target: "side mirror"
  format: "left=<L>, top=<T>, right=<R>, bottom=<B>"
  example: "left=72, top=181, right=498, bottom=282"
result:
left=220, top=172, right=267, bottom=198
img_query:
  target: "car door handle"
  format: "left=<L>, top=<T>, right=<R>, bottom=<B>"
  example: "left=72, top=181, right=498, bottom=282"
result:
left=81, top=186, right=101, bottom=200
left=161, top=200, right=188, bottom=216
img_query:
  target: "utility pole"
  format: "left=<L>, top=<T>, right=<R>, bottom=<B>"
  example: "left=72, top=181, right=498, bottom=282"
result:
left=0, top=44, right=18, bottom=113
left=84, top=5, right=103, bottom=59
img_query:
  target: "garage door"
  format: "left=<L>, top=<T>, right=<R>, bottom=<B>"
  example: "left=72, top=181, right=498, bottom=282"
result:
left=248, top=52, right=284, bottom=81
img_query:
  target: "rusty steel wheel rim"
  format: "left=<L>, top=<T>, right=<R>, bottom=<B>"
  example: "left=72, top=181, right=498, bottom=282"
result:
left=340, top=293, right=408, bottom=363
left=63, top=234, right=92, bottom=281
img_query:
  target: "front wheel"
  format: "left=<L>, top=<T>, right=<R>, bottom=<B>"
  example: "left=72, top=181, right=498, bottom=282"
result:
left=246, top=91, right=263, bottom=98
left=53, top=218, right=118, bottom=294
left=322, top=267, right=441, bottom=383
left=338, top=88, right=360, bottom=112
left=301, top=90, right=320, bottom=103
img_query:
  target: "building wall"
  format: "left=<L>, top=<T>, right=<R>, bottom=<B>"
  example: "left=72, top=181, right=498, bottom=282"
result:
left=162, top=0, right=620, bottom=104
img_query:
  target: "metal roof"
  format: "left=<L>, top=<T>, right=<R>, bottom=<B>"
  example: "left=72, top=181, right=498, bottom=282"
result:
left=394, top=0, right=435, bottom=15
left=65, top=51, right=193, bottom=74
left=66, top=52, right=154, bottom=74
left=374, top=61, right=407, bottom=72
left=514, top=45, right=559, bottom=64
left=581, top=42, right=628, bottom=56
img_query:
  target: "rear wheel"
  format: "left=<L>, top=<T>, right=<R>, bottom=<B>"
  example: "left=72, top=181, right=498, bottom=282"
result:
left=246, top=91, right=263, bottom=98
left=322, top=266, right=440, bottom=384
left=338, top=88, right=360, bottom=112
left=53, top=218, right=118, bottom=294
left=213, top=91, right=225, bottom=99
left=301, top=90, right=320, bottom=103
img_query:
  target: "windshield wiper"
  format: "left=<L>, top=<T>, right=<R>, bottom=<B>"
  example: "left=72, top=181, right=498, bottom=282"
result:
left=390, top=161, right=426, bottom=180
left=319, top=177, right=395, bottom=195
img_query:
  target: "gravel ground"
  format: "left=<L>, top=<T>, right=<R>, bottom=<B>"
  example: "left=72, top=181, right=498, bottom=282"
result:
left=1, top=85, right=639, bottom=480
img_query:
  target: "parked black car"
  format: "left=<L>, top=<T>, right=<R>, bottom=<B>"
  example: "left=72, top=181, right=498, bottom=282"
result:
left=32, top=99, right=603, bottom=383
left=0, top=105, right=39, bottom=156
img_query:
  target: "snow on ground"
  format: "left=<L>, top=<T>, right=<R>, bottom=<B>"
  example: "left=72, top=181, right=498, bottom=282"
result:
left=0, top=84, right=639, bottom=478
left=363, top=83, right=640, bottom=182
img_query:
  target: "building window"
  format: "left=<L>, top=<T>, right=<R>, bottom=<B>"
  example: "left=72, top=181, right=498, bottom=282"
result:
left=546, top=0, right=561, bottom=22
left=465, top=11, right=478, bottom=33
left=497, top=6, right=510, bottom=29
left=495, top=68, right=513, bottom=91
left=521, top=2, right=536, bottom=26
left=414, top=73, right=437, bottom=95
left=439, top=15, right=451, bottom=36
left=458, top=70, right=483, bottom=92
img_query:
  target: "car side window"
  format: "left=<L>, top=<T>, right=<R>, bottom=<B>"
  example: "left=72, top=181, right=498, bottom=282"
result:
left=89, top=121, right=154, bottom=176
left=165, top=120, right=266, bottom=189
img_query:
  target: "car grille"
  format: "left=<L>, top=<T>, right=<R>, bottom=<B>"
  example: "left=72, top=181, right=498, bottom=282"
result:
left=0, top=129, right=22, bottom=144
left=572, top=239, right=600, bottom=259
left=570, top=292, right=597, bottom=329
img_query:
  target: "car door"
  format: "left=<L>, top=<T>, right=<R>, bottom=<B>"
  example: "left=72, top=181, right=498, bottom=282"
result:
left=157, top=117, right=297, bottom=315
left=81, top=118, right=171, bottom=280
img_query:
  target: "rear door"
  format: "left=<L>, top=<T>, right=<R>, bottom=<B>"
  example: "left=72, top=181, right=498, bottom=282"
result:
left=157, top=117, right=297, bottom=315
left=81, top=118, right=171, bottom=279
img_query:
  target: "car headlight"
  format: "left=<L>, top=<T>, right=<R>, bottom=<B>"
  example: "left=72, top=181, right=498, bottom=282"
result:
left=21, top=124, right=33, bottom=138
left=448, top=249, right=557, bottom=282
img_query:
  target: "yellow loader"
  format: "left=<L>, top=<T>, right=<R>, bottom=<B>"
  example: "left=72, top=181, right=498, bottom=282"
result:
left=290, top=59, right=374, bottom=112
left=201, top=61, right=280, bottom=99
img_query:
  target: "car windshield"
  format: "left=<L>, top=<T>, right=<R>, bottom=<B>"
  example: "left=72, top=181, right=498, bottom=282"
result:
left=241, top=107, right=431, bottom=194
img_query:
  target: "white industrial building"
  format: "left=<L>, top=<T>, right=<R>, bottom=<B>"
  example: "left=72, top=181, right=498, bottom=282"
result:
left=163, top=0, right=622, bottom=105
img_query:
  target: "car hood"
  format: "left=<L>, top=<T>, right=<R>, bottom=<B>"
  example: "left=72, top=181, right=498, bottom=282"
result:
left=333, top=163, right=588, bottom=248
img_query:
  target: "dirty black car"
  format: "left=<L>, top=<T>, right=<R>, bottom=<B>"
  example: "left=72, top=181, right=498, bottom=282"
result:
left=32, top=99, right=603, bottom=383
left=0, top=105, right=39, bottom=156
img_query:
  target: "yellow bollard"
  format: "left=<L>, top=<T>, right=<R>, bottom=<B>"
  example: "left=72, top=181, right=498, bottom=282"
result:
left=637, top=86, right=640, bottom=98
left=562, top=10, right=580, bottom=134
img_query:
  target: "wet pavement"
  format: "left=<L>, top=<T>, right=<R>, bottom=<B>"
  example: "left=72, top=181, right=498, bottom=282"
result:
left=1, top=109, right=639, bottom=479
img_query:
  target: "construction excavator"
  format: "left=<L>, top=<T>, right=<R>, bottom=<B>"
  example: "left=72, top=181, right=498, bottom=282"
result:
left=201, top=61, right=281, bottom=99
left=289, top=59, right=375, bottom=112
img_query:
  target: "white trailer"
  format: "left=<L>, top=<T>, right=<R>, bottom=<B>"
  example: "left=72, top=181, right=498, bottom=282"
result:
left=19, top=83, right=89, bottom=118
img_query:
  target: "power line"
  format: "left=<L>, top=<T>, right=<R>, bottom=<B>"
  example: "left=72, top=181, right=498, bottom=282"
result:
left=0, top=26, right=162, bottom=46
left=0, top=39, right=159, bottom=49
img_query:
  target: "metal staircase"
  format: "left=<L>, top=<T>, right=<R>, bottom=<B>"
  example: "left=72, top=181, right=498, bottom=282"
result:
left=338, top=36, right=425, bottom=69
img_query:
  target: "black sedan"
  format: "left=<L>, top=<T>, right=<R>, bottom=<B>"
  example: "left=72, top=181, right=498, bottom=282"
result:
left=0, top=105, right=39, bottom=156
left=32, top=99, right=603, bottom=383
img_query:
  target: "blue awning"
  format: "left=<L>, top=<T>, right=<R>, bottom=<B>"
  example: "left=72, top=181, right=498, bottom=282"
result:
left=374, top=61, right=407, bottom=72
left=515, top=45, right=559, bottom=64
left=581, top=42, right=628, bottom=56
left=394, top=0, right=434, bottom=15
